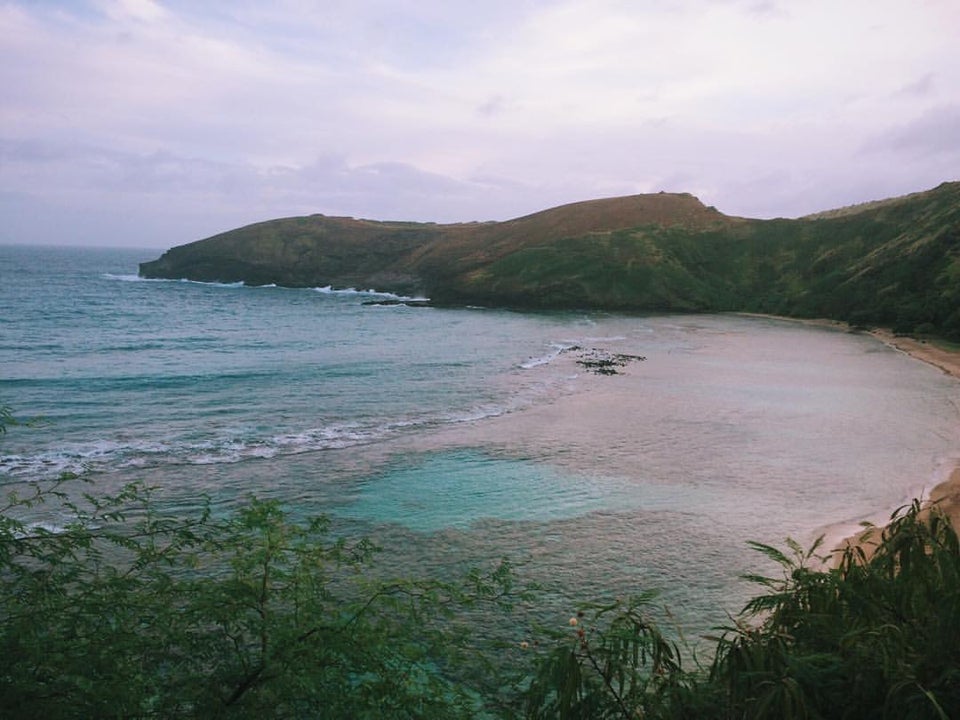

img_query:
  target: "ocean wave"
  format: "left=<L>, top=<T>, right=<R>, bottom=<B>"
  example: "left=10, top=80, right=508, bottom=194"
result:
left=520, top=343, right=578, bottom=369
left=0, top=439, right=139, bottom=482
left=313, top=285, right=427, bottom=302
left=0, top=404, right=521, bottom=483
left=580, top=334, right=629, bottom=343
left=103, top=273, right=425, bottom=300
left=101, top=273, right=148, bottom=282
left=103, top=273, right=247, bottom=288
left=16, top=520, right=72, bottom=537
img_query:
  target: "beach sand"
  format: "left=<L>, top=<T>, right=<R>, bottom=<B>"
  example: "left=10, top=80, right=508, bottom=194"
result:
left=869, top=330, right=960, bottom=382
left=928, top=466, right=960, bottom=525
left=832, top=465, right=960, bottom=564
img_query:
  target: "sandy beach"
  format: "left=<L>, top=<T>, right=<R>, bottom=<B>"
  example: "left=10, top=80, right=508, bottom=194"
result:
left=927, top=465, right=960, bottom=525
left=869, top=330, right=960, bottom=382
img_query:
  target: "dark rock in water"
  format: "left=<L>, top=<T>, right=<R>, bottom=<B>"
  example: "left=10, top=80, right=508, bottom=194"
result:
left=575, top=349, right=646, bottom=375
left=577, top=358, right=621, bottom=375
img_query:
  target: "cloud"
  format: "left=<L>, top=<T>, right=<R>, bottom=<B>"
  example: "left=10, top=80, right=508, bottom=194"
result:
left=1, top=0, right=958, bottom=246
left=894, top=73, right=937, bottom=99
left=861, top=105, right=960, bottom=161
left=100, top=0, right=169, bottom=23
left=0, top=135, right=548, bottom=248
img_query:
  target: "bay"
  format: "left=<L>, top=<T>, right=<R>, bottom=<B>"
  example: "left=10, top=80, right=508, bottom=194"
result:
left=2, top=244, right=958, bottom=638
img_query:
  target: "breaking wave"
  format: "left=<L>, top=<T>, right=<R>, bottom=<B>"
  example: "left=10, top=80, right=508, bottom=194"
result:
left=104, top=273, right=427, bottom=301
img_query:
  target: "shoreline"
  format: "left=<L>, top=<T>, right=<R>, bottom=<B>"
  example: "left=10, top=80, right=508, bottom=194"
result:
left=838, top=327, right=960, bottom=556
left=733, top=313, right=960, bottom=556
left=827, top=466, right=960, bottom=566
left=735, top=313, right=960, bottom=381
left=860, top=329, right=960, bottom=534
left=867, top=329, right=960, bottom=381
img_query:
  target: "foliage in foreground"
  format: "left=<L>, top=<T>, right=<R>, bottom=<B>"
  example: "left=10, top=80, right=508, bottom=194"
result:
left=3, top=482, right=958, bottom=719
left=711, top=506, right=960, bottom=720
left=0, top=476, right=520, bottom=719
left=2, top=405, right=958, bottom=718
left=522, top=503, right=960, bottom=720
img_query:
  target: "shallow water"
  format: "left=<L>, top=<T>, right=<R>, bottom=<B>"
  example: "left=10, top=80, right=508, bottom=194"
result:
left=2, top=244, right=958, bottom=637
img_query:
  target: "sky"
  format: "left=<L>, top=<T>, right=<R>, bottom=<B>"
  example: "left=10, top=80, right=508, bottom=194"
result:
left=1, top=0, right=959, bottom=249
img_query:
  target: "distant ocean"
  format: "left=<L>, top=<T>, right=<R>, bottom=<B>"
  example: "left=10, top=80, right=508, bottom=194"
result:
left=2, top=244, right=958, bottom=637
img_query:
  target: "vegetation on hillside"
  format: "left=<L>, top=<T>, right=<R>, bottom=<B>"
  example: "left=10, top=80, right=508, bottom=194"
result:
left=140, top=182, right=960, bottom=339
left=3, top=409, right=959, bottom=718
left=447, top=183, right=960, bottom=339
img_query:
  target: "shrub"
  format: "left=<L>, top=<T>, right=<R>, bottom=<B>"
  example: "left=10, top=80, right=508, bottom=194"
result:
left=0, top=476, right=517, bottom=718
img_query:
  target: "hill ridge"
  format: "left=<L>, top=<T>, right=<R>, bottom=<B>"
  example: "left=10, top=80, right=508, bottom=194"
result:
left=140, top=182, right=960, bottom=338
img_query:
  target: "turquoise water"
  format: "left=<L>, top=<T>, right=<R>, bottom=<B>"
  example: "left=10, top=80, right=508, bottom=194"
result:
left=2, top=244, right=958, bottom=636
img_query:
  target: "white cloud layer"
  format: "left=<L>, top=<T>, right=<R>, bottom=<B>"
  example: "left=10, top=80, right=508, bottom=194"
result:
left=1, top=0, right=958, bottom=247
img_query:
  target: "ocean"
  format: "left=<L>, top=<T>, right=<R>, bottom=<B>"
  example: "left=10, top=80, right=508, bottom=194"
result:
left=2, top=244, right=958, bottom=639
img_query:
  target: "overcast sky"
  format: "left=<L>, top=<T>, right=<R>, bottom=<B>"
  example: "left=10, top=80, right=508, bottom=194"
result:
left=2, top=0, right=958, bottom=249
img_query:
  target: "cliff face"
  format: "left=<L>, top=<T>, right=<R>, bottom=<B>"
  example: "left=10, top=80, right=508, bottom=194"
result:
left=140, top=183, right=960, bottom=338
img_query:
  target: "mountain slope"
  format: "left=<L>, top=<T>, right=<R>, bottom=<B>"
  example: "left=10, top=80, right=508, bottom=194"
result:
left=139, top=182, right=960, bottom=338
left=139, top=192, right=729, bottom=293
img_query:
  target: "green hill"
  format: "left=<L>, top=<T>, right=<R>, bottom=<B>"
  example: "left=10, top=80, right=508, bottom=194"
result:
left=139, top=181, right=960, bottom=338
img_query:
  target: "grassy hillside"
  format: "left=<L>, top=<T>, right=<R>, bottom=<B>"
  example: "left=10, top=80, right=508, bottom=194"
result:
left=438, top=182, right=960, bottom=336
left=140, top=182, right=960, bottom=338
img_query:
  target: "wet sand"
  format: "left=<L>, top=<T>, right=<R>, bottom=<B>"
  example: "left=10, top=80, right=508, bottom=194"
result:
left=869, top=330, right=960, bottom=381
left=832, top=465, right=960, bottom=564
